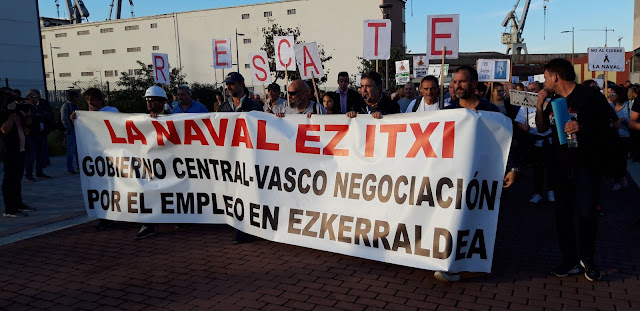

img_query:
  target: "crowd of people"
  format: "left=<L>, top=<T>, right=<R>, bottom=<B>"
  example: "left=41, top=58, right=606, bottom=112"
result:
left=1, top=58, right=638, bottom=283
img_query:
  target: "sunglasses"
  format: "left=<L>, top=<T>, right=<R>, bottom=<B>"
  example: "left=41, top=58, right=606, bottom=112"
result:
left=288, top=90, right=301, bottom=96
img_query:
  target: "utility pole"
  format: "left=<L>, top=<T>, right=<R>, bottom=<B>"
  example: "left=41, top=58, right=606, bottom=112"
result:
left=561, top=27, right=574, bottom=65
left=235, top=29, right=245, bottom=73
left=618, top=36, right=623, bottom=47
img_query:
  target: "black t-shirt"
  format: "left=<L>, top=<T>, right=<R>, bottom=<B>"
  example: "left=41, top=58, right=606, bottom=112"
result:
left=632, top=99, right=640, bottom=113
left=0, top=104, right=29, bottom=155
left=444, top=98, right=500, bottom=112
left=541, top=84, right=618, bottom=173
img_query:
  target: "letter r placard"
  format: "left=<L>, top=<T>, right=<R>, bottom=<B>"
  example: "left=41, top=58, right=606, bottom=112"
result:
left=363, top=19, right=391, bottom=60
left=151, top=53, right=170, bottom=85
left=426, top=14, right=459, bottom=60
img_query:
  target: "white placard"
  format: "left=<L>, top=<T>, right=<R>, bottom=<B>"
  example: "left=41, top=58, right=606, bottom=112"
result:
left=151, top=53, right=169, bottom=85
left=75, top=109, right=512, bottom=273
left=413, top=56, right=429, bottom=78
left=396, top=60, right=410, bottom=74
left=477, top=59, right=511, bottom=82
left=212, top=38, right=232, bottom=69
left=509, top=90, right=538, bottom=109
left=588, top=47, right=625, bottom=72
left=355, top=74, right=362, bottom=87
left=273, top=36, right=296, bottom=71
left=428, top=64, right=449, bottom=79
left=363, top=19, right=391, bottom=60
left=426, top=14, right=459, bottom=60
left=248, top=51, right=272, bottom=86
left=534, top=74, right=545, bottom=83
left=294, top=42, right=324, bottom=80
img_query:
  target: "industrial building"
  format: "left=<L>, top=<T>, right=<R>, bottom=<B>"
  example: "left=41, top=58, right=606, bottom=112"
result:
left=39, top=0, right=406, bottom=93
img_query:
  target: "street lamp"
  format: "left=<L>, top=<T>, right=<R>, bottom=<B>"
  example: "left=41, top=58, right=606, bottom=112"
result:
left=561, top=27, right=574, bottom=65
left=380, top=3, right=393, bottom=91
left=49, top=43, right=61, bottom=101
left=235, top=29, right=245, bottom=72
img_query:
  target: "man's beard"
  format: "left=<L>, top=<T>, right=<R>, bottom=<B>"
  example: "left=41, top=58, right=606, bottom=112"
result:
left=290, top=97, right=301, bottom=108
left=456, top=88, right=473, bottom=100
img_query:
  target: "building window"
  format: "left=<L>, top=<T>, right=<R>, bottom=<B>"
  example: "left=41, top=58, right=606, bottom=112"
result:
left=127, top=47, right=141, bottom=52
left=100, top=28, right=114, bottom=33
left=264, top=11, right=272, bottom=17
left=103, top=49, right=116, bottom=54
left=287, top=9, right=296, bottom=15
left=125, top=25, right=139, bottom=31
left=115, top=70, right=118, bottom=76
left=150, top=23, right=158, bottom=28
left=41, top=35, right=45, bottom=39
left=77, top=30, right=90, bottom=35
left=79, top=51, right=92, bottom=56
left=59, top=73, right=71, bottom=77
left=55, top=33, right=67, bottom=38
left=43, top=54, right=48, bottom=59
left=134, top=69, right=142, bottom=75
left=245, top=64, right=251, bottom=69
left=104, top=70, right=114, bottom=77
left=242, top=13, right=250, bottom=19
left=45, top=73, right=50, bottom=78
left=243, top=38, right=251, bottom=44
left=152, top=46, right=160, bottom=51
left=57, top=53, right=69, bottom=57
left=128, top=69, right=134, bottom=75
left=81, top=72, right=94, bottom=77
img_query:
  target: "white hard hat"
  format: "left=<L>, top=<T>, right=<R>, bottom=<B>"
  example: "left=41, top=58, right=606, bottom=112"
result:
left=144, top=86, right=167, bottom=99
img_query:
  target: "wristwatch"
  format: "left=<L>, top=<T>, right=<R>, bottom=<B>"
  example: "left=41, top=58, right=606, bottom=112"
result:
left=510, top=167, right=520, bottom=173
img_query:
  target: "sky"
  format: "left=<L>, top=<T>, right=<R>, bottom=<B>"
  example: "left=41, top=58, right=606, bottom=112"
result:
left=38, top=0, right=635, bottom=54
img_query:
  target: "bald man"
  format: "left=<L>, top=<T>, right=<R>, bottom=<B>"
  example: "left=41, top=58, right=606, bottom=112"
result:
left=273, top=80, right=326, bottom=116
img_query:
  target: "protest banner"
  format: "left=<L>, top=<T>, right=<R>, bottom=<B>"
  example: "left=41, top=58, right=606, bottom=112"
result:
left=151, top=53, right=169, bottom=85
left=413, top=56, right=428, bottom=78
left=477, top=59, right=511, bottom=82
left=75, top=110, right=512, bottom=273
left=509, top=90, right=538, bottom=109
left=588, top=47, right=625, bottom=72
left=273, top=36, right=296, bottom=71
left=426, top=14, right=459, bottom=60
left=212, top=39, right=232, bottom=69
left=363, top=19, right=391, bottom=60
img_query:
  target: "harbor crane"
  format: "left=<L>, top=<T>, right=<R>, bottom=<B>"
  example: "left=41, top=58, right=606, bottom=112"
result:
left=57, top=0, right=89, bottom=24
left=501, top=0, right=530, bottom=55
left=109, top=0, right=135, bottom=20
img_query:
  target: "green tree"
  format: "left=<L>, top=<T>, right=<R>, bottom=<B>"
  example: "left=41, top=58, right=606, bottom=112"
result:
left=357, top=46, right=407, bottom=91
left=109, top=61, right=187, bottom=112
left=260, top=19, right=333, bottom=85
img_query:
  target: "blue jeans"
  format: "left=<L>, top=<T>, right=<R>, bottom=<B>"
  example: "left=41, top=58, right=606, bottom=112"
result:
left=66, top=132, right=78, bottom=171
left=24, top=135, right=47, bottom=177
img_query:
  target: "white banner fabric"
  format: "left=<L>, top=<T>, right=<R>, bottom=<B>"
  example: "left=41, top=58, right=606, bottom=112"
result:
left=75, top=110, right=512, bottom=273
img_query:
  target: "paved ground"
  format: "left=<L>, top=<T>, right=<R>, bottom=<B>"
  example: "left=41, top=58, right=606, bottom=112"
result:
left=0, top=156, right=639, bottom=310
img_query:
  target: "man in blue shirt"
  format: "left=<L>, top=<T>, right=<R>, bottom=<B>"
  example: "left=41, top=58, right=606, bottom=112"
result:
left=171, top=85, right=208, bottom=114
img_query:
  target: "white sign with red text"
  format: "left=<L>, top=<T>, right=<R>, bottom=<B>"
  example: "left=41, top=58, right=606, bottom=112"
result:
left=248, top=52, right=272, bottom=85
left=363, top=19, right=391, bottom=60
left=212, top=38, right=232, bottom=69
left=75, top=110, right=512, bottom=273
left=273, top=36, right=296, bottom=71
left=426, top=14, right=459, bottom=60
left=151, top=53, right=170, bottom=85
left=293, top=42, right=324, bottom=80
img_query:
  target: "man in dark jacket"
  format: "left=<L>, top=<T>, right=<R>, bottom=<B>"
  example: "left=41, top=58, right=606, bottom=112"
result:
left=334, top=71, right=365, bottom=114
left=218, top=72, right=264, bottom=113
left=346, top=71, right=400, bottom=119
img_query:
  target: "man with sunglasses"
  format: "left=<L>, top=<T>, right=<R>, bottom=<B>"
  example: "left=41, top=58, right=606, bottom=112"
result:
left=273, top=80, right=325, bottom=116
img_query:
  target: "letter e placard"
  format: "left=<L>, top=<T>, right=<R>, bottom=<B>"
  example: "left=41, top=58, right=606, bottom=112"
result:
left=426, top=14, right=459, bottom=60
left=212, top=38, right=232, bottom=69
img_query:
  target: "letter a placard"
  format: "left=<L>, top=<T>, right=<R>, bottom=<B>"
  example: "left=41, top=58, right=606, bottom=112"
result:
left=363, top=19, right=391, bottom=60
left=248, top=51, right=272, bottom=85
left=151, top=53, right=170, bottom=85
left=273, top=36, right=296, bottom=71
left=293, top=42, right=324, bottom=80
left=212, top=38, right=232, bottom=69
left=426, top=14, right=459, bottom=60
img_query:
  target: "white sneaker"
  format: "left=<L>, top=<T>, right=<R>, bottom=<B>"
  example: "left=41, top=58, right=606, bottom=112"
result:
left=529, top=194, right=543, bottom=204
left=547, top=191, right=555, bottom=202
left=434, top=271, right=461, bottom=282
left=612, top=183, right=622, bottom=191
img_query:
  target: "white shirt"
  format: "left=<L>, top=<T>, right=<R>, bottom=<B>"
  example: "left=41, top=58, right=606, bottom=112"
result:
left=405, top=97, right=440, bottom=113
left=272, top=101, right=326, bottom=115
left=515, top=107, right=551, bottom=147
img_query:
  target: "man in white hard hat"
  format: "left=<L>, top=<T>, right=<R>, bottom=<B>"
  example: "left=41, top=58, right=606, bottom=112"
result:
left=135, top=85, right=169, bottom=239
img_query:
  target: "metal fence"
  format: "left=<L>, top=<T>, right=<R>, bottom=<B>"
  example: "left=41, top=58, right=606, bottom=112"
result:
left=1, top=77, right=110, bottom=106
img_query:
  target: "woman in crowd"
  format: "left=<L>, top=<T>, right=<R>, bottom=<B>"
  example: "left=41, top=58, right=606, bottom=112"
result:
left=609, top=86, right=631, bottom=190
left=322, top=92, right=339, bottom=115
